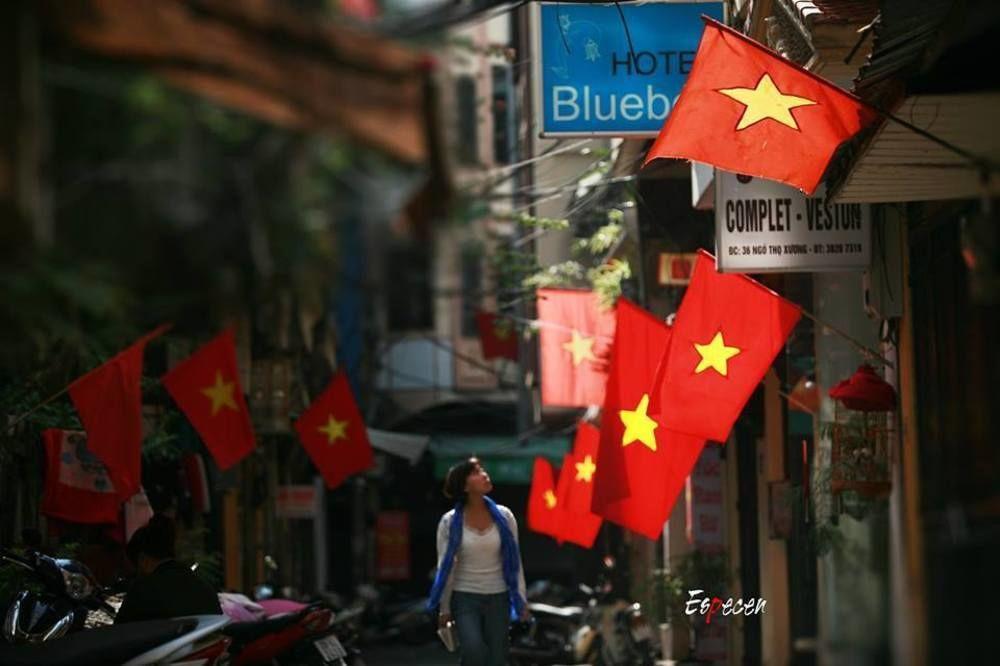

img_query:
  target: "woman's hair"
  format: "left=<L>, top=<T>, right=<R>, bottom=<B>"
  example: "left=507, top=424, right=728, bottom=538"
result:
left=443, top=457, right=480, bottom=503
left=126, top=514, right=176, bottom=564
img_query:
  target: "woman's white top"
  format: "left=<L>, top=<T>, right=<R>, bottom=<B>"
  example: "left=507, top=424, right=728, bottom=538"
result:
left=435, top=504, right=528, bottom=614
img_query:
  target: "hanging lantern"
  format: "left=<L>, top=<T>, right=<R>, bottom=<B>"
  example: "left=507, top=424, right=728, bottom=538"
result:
left=828, top=365, right=896, bottom=497
left=789, top=375, right=819, bottom=413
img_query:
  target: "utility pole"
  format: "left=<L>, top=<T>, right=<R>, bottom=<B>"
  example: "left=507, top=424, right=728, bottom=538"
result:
left=513, top=4, right=537, bottom=435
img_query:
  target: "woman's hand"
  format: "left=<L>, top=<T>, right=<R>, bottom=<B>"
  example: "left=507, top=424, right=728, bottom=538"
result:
left=439, top=612, right=453, bottom=628
left=519, top=608, right=532, bottom=623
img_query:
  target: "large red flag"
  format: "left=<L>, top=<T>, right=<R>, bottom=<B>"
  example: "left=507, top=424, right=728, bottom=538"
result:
left=40, top=429, right=122, bottom=525
left=536, top=289, right=615, bottom=407
left=526, top=457, right=561, bottom=538
left=162, top=330, right=256, bottom=470
left=68, top=324, right=169, bottom=499
left=591, top=300, right=706, bottom=540
left=652, top=250, right=801, bottom=443
left=294, top=372, right=374, bottom=489
left=475, top=310, right=519, bottom=361
left=645, top=17, right=879, bottom=194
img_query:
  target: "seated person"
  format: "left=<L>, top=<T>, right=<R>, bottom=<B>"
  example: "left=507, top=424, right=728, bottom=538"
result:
left=115, top=514, right=221, bottom=623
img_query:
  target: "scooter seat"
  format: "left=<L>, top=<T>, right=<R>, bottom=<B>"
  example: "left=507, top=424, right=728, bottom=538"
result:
left=528, top=602, right=585, bottom=618
left=0, top=618, right=196, bottom=666
left=223, top=610, right=304, bottom=642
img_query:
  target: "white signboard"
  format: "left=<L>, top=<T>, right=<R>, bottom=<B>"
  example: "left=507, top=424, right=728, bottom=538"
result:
left=715, top=170, right=871, bottom=273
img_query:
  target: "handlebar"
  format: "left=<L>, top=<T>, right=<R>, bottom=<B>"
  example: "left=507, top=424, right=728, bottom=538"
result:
left=0, top=549, right=36, bottom=571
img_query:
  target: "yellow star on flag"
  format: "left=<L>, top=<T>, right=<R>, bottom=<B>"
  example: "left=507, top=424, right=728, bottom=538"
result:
left=619, top=394, right=658, bottom=452
left=544, top=489, right=558, bottom=509
left=575, top=455, right=596, bottom=483
left=562, top=330, right=596, bottom=366
left=317, top=415, right=348, bottom=445
left=694, top=331, right=742, bottom=376
left=201, top=371, right=239, bottom=416
left=718, top=73, right=817, bottom=131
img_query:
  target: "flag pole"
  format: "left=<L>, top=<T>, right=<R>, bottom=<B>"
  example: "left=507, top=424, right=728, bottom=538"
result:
left=3, top=323, right=172, bottom=436
left=799, top=308, right=894, bottom=369
left=777, top=388, right=816, bottom=415
left=3, top=386, right=72, bottom=435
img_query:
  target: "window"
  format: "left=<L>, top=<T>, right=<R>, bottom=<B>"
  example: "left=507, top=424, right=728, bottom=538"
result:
left=455, top=76, right=479, bottom=165
left=460, top=244, right=483, bottom=338
left=492, top=65, right=513, bottom=165
left=385, top=243, right=433, bottom=331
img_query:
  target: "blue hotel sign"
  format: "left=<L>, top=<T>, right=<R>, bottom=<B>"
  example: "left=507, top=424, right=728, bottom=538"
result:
left=537, top=2, right=723, bottom=136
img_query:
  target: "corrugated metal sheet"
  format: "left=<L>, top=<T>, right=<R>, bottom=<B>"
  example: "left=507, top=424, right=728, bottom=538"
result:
left=812, top=0, right=878, bottom=22
left=854, top=0, right=954, bottom=101
left=832, top=93, right=1000, bottom=202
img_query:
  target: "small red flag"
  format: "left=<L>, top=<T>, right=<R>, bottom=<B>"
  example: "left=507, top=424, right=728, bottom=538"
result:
left=162, top=330, right=256, bottom=470
left=40, top=429, right=122, bottom=525
left=526, top=457, right=561, bottom=538
left=652, top=250, right=801, bottom=443
left=475, top=310, right=519, bottom=361
left=68, top=324, right=169, bottom=500
left=566, top=423, right=601, bottom=517
left=645, top=17, right=879, bottom=194
left=591, top=300, right=706, bottom=540
left=294, top=372, right=374, bottom=489
left=537, top=289, right=616, bottom=407
left=552, top=424, right=603, bottom=548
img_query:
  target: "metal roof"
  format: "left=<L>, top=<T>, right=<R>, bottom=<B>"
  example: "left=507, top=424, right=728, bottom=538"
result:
left=831, top=93, right=1000, bottom=203
left=825, top=0, right=1000, bottom=202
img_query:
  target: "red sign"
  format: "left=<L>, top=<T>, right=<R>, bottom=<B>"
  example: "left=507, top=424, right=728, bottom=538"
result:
left=375, top=511, right=411, bottom=581
left=657, top=253, right=696, bottom=285
left=275, top=485, right=318, bottom=519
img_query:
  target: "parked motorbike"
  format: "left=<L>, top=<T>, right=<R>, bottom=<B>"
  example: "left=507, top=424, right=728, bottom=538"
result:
left=511, top=565, right=658, bottom=666
left=0, top=548, right=231, bottom=665
left=591, top=600, right=657, bottom=666
left=220, top=580, right=364, bottom=666
left=353, top=584, right=435, bottom=646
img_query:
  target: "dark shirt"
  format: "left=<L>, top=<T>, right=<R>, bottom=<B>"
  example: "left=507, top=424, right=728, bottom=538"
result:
left=115, top=560, right=221, bottom=623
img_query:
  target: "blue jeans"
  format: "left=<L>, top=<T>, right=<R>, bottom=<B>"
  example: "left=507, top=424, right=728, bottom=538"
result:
left=451, top=591, right=510, bottom=666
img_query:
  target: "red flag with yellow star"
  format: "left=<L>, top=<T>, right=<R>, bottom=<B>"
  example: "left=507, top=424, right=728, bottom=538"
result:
left=537, top=289, right=616, bottom=407
left=553, top=424, right=603, bottom=548
left=550, top=453, right=601, bottom=548
left=652, top=250, right=801, bottom=443
left=69, top=324, right=169, bottom=499
left=644, top=17, right=878, bottom=194
left=527, top=457, right=561, bottom=538
left=475, top=310, right=519, bottom=361
left=294, top=371, right=374, bottom=489
left=162, top=329, right=256, bottom=470
left=591, top=299, right=706, bottom=540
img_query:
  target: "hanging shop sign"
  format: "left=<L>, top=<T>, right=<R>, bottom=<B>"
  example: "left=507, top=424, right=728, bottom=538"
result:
left=715, top=170, right=871, bottom=273
left=275, top=485, right=318, bottom=519
left=658, top=252, right=697, bottom=286
left=536, top=2, right=723, bottom=136
left=375, top=511, right=411, bottom=581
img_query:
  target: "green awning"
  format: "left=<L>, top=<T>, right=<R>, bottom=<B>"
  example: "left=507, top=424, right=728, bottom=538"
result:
left=430, top=435, right=571, bottom=484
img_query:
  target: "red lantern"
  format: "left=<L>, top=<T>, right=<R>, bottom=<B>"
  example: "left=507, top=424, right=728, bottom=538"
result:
left=828, top=365, right=897, bottom=412
left=828, top=365, right=895, bottom=497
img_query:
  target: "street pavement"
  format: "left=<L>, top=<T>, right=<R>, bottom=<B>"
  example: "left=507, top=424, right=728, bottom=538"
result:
left=363, top=641, right=456, bottom=665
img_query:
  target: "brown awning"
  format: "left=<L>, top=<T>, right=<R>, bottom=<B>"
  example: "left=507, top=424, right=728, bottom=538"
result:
left=43, top=0, right=436, bottom=165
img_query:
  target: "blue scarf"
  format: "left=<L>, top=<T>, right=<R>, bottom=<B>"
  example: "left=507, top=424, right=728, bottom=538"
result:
left=427, top=496, right=526, bottom=621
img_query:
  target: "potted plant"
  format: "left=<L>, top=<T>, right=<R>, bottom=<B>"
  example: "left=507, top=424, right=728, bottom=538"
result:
left=648, top=551, right=729, bottom=663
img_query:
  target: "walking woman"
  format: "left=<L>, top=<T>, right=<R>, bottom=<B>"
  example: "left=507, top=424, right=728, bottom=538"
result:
left=428, top=457, right=529, bottom=666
